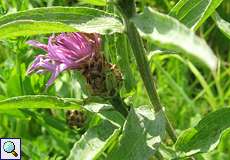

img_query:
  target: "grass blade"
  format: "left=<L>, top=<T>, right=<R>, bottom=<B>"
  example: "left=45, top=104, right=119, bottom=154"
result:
left=213, top=12, right=230, bottom=39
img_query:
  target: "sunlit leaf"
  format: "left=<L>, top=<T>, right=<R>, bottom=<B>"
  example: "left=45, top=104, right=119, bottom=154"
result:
left=73, top=16, right=123, bottom=34
left=67, top=119, right=120, bottom=160
left=0, top=95, right=82, bottom=110
left=175, top=108, right=230, bottom=156
left=79, top=0, right=106, bottom=6
left=84, top=103, right=125, bottom=127
left=106, top=107, right=165, bottom=160
left=170, top=0, right=223, bottom=30
left=0, top=20, right=77, bottom=39
left=132, top=7, right=217, bottom=71
left=213, top=12, right=230, bottom=39
left=0, top=7, right=115, bottom=25
left=0, top=7, right=124, bottom=39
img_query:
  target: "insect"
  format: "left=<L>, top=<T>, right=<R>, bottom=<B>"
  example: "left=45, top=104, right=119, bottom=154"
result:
left=66, top=110, right=86, bottom=128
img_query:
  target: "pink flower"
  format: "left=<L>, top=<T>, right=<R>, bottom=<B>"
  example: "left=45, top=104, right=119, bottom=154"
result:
left=27, top=32, right=101, bottom=88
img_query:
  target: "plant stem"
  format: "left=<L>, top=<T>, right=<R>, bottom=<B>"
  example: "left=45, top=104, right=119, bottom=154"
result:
left=126, top=21, right=177, bottom=143
left=154, top=150, right=164, bottom=160
left=109, top=93, right=129, bottom=117
left=115, top=0, right=177, bottom=142
left=16, top=54, right=24, bottom=95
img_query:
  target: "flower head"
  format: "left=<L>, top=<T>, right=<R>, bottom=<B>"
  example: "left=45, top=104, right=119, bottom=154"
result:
left=27, top=32, right=101, bottom=88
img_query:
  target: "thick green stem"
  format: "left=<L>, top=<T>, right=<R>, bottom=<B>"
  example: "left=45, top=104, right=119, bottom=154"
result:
left=126, top=21, right=177, bottom=143
left=115, top=2, right=202, bottom=160
left=115, top=0, right=177, bottom=142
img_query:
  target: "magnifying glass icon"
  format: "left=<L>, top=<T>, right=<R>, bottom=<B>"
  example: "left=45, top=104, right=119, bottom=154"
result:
left=3, top=141, right=18, bottom=157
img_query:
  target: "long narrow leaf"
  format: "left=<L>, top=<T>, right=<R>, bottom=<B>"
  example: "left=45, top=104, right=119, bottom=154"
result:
left=170, top=0, right=223, bottom=30
left=0, top=7, right=124, bottom=38
left=213, top=12, right=230, bottom=39
left=106, top=107, right=165, bottom=160
left=0, top=7, right=115, bottom=25
left=132, top=7, right=217, bottom=71
left=67, top=119, right=121, bottom=160
left=0, top=95, right=82, bottom=110
left=0, top=20, right=77, bottom=39
left=176, top=108, right=230, bottom=156
left=79, top=0, right=106, bottom=6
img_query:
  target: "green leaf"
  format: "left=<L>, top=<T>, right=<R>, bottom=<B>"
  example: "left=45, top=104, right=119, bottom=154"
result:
left=73, top=16, right=123, bottom=34
left=116, top=34, right=136, bottom=92
left=67, top=119, right=120, bottom=160
left=0, top=109, right=28, bottom=118
left=213, top=12, right=230, bottom=39
left=0, top=95, right=82, bottom=110
left=0, top=95, right=125, bottom=126
left=0, top=97, right=126, bottom=160
left=175, top=108, right=230, bottom=156
left=106, top=107, right=165, bottom=160
left=132, top=7, right=217, bottom=71
left=6, top=66, right=22, bottom=96
left=79, top=0, right=106, bottom=6
left=0, top=7, right=124, bottom=38
left=169, top=0, right=223, bottom=30
left=84, top=103, right=125, bottom=127
left=0, top=7, right=115, bottom=25
left=0, top=20, right=77, bottom=39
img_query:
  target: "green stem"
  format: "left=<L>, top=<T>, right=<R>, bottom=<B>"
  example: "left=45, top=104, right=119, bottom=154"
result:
left=154, top=151, right=164, bottom=160
left=109, top=94, right=129, bottom=117
left=16, top=54, right=24, bottom=95
left=126, top=21, right=177, bottom=142
left=115, top=0, right=177, bottom=142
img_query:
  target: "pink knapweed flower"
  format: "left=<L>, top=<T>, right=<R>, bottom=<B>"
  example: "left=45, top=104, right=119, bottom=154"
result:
left=27, top=32, right=101, bottom=88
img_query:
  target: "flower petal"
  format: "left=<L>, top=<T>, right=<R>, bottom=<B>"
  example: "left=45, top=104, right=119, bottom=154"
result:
left=27, top=55, right=56, bottom=75
left=27, top=32, right=102, bottom=89
left=45, top=63, right=69, bottom=88
left=27, top=40, right=48, bottom=51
